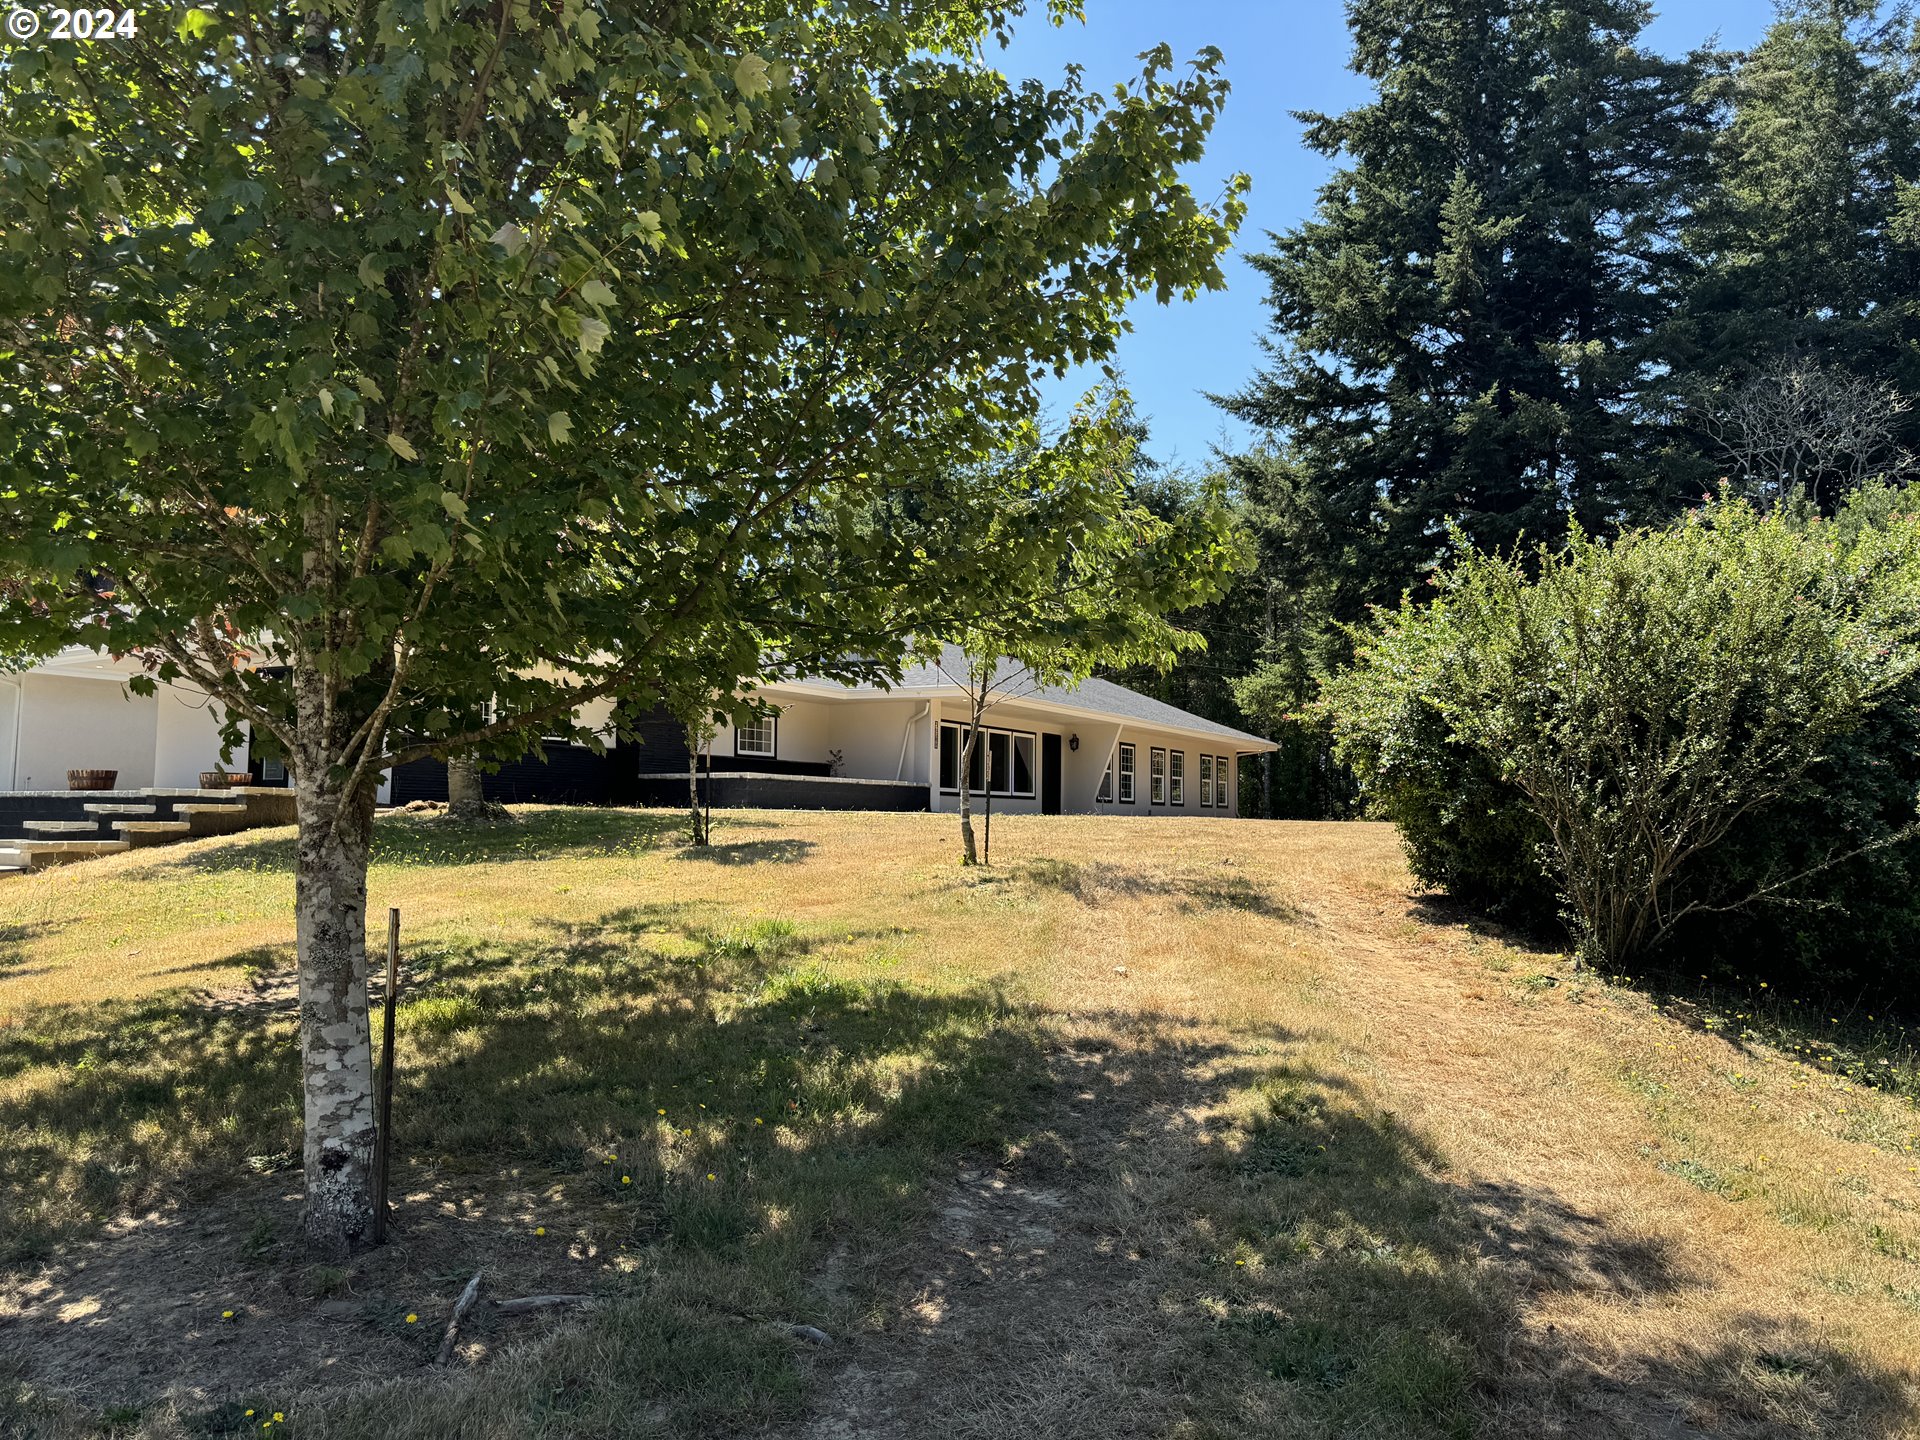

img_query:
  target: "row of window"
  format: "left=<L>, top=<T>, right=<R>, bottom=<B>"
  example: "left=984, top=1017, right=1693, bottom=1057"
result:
left=748, top=716, right=1232, bottom=809
left=1099, top=743, right=1232, bottom=809
left=937, top=722, right=1036, bottom=797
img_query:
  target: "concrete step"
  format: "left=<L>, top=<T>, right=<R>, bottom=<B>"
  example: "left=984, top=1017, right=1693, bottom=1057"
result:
left=17, top=839, right=131, bottom=869
left=84, top=802, right=158, bottom=816
left=116, top=820, right=193, bottom=849
left=172, top=803, right=251, bottom=837
left=0, top=846, right=25, bottom=872
left=22, top=819, right=106, bottom=834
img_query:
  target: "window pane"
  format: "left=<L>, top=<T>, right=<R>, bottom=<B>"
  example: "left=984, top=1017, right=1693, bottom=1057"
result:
left=1216, top=757, right=1230, bottom=807
left=967, top=730, right=986, bottom=793
left=1098, top=761, right=1112, bottom=802
left=737, top=716, right=775, bottom=755
left=1150, top=749, right=1166, bottom=805
left=989, top=731, right=1011, bottom=795
left=939, top=725, right=957, bottom=790
left=1199, top=754, right=1213, bottom=807
left=1170, top=751, right=1184, bottom=806
left=1013, top=734, right=1035, bottom=795
left=1118, top=744, right=1135, bottom=803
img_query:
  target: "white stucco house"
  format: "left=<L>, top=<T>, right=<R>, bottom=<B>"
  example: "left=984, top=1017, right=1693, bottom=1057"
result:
left=618, top=646, right=1280, bottom=817
left=0, top=647, right=236, bottom=792
left=4, top=644, right=1278, bottom=817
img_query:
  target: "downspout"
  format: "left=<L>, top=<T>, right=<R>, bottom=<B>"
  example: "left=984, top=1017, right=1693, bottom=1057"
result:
left=895, top=701, right=931, bottom=781
left=0, top=676, right=20, bottom=790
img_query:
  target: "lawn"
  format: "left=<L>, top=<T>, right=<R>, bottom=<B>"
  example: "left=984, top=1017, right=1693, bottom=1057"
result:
left=2, top=807, right=1918, bottom=1438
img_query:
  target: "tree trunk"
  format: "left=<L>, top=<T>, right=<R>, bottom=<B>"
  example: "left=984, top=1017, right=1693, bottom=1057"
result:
left=445, top=753, right=491, bottom=820
left=957, top=723, right=981, bottom=865
left=686, top=745, right=708, bottom=846
left=293, top=770, right=380, bottom=1256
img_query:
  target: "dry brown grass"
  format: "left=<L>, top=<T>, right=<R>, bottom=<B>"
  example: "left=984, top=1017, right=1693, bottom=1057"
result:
left=3, top=807, right=1919, bottom=1437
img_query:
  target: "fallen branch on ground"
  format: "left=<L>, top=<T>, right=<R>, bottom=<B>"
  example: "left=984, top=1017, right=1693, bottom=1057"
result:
left=436, top=1271, right=484, bottom=1365
left=494, top=1293, right=595, bottom=1315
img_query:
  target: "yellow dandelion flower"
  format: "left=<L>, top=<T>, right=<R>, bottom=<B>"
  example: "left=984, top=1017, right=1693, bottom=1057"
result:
left=622, top=1175, right=632, bottom=1184
left=246, top=1411, right=254, bottom=1418
left=222, top=1309, right=235, bottom=1319
left=706, top=1172, right=716, bottom=1181
left=657, top=1108, right=666, bottom=1115
left=535, top=1226, right=546, bottom=1236
left=273, top=1415, right=284, bottom=1424
left=755, top=1117, right=764, bottom=1125
left=405, top=1313, right=418, bottom=1324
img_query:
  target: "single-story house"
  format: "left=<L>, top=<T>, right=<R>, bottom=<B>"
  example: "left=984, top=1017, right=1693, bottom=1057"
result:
left=4, top=645, right=1277, bottom=817
left=611, top=646, right=1279, bottom=817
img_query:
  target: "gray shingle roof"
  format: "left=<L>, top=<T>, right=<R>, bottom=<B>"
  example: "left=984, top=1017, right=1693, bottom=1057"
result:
left=828, top=644, right=1276, bottom=749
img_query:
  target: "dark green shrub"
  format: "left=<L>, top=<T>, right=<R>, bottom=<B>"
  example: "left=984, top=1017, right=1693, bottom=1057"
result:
left=1325, top=496, right=1920, bottom=985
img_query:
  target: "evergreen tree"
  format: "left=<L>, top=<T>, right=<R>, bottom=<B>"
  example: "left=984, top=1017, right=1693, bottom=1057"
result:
left=1222, top=0, right=1716, bottom=608
left=1685, top=0, right=1920, bottom=479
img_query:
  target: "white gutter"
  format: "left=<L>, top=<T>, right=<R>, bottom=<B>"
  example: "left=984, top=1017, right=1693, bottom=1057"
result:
left=0, top=676, right=20, bottom=790
left=895, top=700, right=932, bottom=781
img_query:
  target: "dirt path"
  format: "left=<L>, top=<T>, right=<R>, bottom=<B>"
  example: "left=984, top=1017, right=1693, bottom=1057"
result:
left=791, top=1037, right=1209, bottom=1440
left=777, top=854, right=1920, bottom=1440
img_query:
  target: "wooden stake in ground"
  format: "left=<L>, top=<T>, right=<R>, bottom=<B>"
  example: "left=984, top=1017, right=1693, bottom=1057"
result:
left=437, top=1271, right=484, bottom=1366
left=370, top=907, right=401, bottom=1245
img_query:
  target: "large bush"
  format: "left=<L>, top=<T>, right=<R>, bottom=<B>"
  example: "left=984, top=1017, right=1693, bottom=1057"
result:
left=1325, top=497, right=1920, bottom=983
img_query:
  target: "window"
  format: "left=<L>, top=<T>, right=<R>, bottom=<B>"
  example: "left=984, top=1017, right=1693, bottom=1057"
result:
left=1215, top=756, right=1230, bottom=808
left=1149, top=748, right=1167, bottom=805
left=1117, top=743, right=1135, bottom=803
left=1098, top=754, right=1113, bottom=802
left=1198, top=753, right=1214, bottom=808
left=734, top=714, right=777, bottom=757
left=1169, top=751, right=1184, bottom=806
left=938, top=723, right=1036, bottom=797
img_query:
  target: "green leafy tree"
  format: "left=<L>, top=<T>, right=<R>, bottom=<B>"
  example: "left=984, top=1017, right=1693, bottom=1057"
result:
left=0, top=1, right=1242, bottom=1251
left=937, top=400, right=1245, bottom=863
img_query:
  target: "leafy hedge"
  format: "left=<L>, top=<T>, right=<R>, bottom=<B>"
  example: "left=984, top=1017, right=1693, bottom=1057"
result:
left=1324, top=494, right=1920, bottom=992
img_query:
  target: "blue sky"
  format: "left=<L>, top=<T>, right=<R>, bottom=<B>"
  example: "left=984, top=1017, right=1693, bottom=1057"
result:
left=995, top=0, right=1781, bottom=468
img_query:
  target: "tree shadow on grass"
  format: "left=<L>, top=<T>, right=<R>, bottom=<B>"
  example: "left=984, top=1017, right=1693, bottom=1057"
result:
left=151, top=804, right=719, bottom=877
left=2, top=911, right=1914, bottom=1440
left=0, top=921, right=68, bottom=986
left=785, top=1023, right=1917, bottom=1440
left=1012, top=856, right=1311, bottom=924
left=670, top=838, right=816, bottom=866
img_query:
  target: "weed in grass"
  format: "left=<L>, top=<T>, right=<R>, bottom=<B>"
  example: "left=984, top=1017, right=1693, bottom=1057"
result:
left=1657, top=1156, right=1745, bottom=1201
left=302, top=1264, right=350, bottom=1299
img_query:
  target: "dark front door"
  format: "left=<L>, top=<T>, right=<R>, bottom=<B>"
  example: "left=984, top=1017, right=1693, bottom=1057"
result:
left=1041, top=733, right=1062, bottom=814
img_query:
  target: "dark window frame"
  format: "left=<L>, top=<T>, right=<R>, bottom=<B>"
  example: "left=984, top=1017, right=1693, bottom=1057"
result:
left=1117, top=742, right=1136, bottom=804
left=1214, top=755, right=1230, bottom=808
left=938, top=721, right=1037, bottom=799
left=1149, top=746, right=1167, bottom=806
left=733, top=713, right=778, bottom=757
left=1169, top=750, right=1184, bottom=806
left=1198, top=753, right=1214, bottom=807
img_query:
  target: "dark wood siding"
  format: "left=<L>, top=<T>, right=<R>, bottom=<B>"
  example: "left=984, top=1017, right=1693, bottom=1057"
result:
left=390, top=743, right=612, bottom=805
